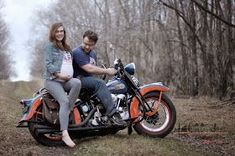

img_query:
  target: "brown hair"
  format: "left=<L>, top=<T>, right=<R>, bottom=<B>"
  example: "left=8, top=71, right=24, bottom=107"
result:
left=49, top=22, right=71, bottom=51
left=83, top=30, right=98, bottom=43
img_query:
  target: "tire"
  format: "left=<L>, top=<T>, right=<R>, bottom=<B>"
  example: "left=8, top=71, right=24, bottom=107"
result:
left=28, top=106, right=64, bottom=146
left=133, top=92, right=176, bottom=138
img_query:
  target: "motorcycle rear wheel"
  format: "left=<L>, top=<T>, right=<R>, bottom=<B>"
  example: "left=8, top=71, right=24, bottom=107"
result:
left=133, top=91, right=176, bottom=138
left=28, top=106, right=65, bottom=146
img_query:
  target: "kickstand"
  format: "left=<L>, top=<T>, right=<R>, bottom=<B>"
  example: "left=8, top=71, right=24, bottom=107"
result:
left=128, top=125, right=132, bottom=135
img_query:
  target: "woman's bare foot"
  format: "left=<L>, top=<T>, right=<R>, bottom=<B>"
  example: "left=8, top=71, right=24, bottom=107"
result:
left=62, top=130, right=75, bottom=148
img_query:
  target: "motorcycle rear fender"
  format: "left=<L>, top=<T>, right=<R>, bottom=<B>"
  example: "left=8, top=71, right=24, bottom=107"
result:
left=19, top=95, right=43, bottom=124
left=130, top=82, right=170, bottom=122
left=18, top=95, right=82, bottom=127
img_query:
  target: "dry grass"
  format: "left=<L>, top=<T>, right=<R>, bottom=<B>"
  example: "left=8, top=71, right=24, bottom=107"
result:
left=172, top=96, right=235, bottom=156
left=0, top=80, right=234, bottom=156
left=173, top=97, right=235, bottom=133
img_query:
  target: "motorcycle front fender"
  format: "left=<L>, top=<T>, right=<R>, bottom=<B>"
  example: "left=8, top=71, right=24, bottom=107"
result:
left=130, top=82, right=170, bottom=122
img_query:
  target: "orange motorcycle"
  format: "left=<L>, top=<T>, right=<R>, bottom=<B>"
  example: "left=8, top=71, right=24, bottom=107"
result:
left=17, top=59, right=176, bottom=146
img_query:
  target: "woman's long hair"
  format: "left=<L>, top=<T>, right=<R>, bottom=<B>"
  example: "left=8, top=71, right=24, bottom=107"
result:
left=49, top=22, right=71, bottom=51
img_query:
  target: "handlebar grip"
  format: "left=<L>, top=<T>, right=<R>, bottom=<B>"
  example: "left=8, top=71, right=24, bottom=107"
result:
left=114, top=58, right=124, bottom=72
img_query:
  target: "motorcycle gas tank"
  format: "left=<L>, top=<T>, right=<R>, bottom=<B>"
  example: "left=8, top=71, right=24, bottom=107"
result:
left=106, top=78, right=128, bottom=94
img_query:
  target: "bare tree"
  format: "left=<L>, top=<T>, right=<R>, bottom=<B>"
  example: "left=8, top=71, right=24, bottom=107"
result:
left=30, top=0, right=234, bottom=98
left=157, top=0, right=234, bottom=98
left=0, top=0, right=12, bottom=80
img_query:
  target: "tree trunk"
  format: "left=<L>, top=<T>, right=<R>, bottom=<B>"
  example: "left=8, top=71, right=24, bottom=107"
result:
left=189, top=1, right=199, bottom=96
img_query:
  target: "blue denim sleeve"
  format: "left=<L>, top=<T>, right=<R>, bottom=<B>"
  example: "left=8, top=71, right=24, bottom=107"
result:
left=44, top=44, right=60, bottom=74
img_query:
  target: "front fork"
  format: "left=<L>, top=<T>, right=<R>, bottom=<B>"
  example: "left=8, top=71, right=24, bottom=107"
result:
left=135, top=89, right=163, bottom=117
left=130, top=83, right=169, bottom=123
left=145, top=91, right=162, bottom=116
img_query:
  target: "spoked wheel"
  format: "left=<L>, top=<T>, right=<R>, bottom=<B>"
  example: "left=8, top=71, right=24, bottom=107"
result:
left=28, top=105, right=64, bottom=146
left=133, top=92, right=176, bottom=138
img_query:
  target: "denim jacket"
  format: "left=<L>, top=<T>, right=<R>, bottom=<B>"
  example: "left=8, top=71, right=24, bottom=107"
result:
left=43, top=42, right=64, bottom=80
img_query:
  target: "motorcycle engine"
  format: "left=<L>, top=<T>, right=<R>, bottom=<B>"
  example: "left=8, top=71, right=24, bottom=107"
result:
left=111, top=94, right=129, bottom=120
left=111, top=94, right=125, bottom=107
left=79, top=101, right=91, bottom=114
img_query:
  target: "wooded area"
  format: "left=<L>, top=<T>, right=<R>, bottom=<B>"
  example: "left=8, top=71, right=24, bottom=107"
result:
left=0, top=0, right=12, bottom=80
left=22, top=0, right=235, bottom=97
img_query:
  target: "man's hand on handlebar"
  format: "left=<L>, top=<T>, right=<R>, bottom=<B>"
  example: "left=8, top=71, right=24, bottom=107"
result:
left=106, top=68, right=117, bottom=76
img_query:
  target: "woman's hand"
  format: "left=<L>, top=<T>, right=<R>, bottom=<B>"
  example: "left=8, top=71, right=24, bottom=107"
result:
left=55, top=73, right=72, bottom=81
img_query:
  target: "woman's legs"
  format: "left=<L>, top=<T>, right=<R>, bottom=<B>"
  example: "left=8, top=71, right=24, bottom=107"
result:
left=45, top=80, right=70, bottom=130
left=63, top=78, right=81, bottom=111
left=44, top=80, right=76, bottom=147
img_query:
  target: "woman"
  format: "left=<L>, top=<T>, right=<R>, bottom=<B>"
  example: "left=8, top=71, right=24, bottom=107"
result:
left=43, top=22, right=81, bottom=147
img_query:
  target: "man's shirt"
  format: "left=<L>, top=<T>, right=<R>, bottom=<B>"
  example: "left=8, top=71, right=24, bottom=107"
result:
left=73, top=46, right=97, bottom=77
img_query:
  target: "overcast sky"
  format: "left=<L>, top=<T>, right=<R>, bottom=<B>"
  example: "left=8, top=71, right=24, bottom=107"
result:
left=2, top=0, right=57, bottom=81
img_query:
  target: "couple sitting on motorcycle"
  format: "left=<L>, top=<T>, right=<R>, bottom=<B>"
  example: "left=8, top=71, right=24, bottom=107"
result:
left=44, top=23, right=125, bottom=147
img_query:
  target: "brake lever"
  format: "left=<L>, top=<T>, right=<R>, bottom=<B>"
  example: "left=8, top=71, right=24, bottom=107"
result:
left=114, top=58, right=124, bottom=77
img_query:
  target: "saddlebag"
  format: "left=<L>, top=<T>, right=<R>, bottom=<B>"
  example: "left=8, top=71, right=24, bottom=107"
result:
left=42, top=93, right=60, bottom=125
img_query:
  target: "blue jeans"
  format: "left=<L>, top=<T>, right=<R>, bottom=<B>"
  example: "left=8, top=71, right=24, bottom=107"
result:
left=80, top=76, right=116, bottom=116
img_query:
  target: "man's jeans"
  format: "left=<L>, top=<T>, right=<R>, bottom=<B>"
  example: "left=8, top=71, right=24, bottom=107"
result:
left=80, top=76, right=116, bottom=116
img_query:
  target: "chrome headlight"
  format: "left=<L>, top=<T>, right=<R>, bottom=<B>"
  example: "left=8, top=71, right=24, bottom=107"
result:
left=124, top=63, right=135, bottom=75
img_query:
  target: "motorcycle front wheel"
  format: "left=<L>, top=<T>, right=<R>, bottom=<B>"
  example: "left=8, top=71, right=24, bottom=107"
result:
left=133, top=91, right=176, bottom=138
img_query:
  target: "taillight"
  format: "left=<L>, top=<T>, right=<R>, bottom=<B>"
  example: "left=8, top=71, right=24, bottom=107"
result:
left=19, top=99, right=32, bottom=107
left=20, top=100, right=30, bottom=114
left=20, top=100, right=24, bottom=105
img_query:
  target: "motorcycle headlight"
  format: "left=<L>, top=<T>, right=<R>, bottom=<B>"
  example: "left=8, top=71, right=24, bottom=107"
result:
left=124, top=63, right=135, bottom=75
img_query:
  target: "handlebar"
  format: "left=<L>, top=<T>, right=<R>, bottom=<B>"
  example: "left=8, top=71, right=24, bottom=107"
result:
left=114, top=59, right=125, bottom=77
left=114, top=59, right=124, bottom=70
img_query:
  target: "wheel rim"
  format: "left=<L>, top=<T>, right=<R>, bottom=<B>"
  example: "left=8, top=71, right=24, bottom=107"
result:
left=140, top=97, right=171, bottom=132
left=43, top=133, right=62, bottom=141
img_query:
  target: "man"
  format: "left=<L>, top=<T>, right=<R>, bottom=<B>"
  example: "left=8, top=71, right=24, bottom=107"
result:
left=73, top=30, right=125, bottom=126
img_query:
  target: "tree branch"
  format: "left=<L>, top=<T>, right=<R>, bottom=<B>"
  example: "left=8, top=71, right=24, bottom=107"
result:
left=158, top=0, right=205, bottom=53
left=191, top=0, right=235, bottom=28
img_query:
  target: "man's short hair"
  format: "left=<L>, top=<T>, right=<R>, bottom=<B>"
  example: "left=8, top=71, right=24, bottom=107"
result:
left=83, top=30, right=98, bottom=43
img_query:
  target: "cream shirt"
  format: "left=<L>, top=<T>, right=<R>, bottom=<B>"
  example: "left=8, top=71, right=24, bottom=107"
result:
left=56, top=51, right=73, bottom=82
